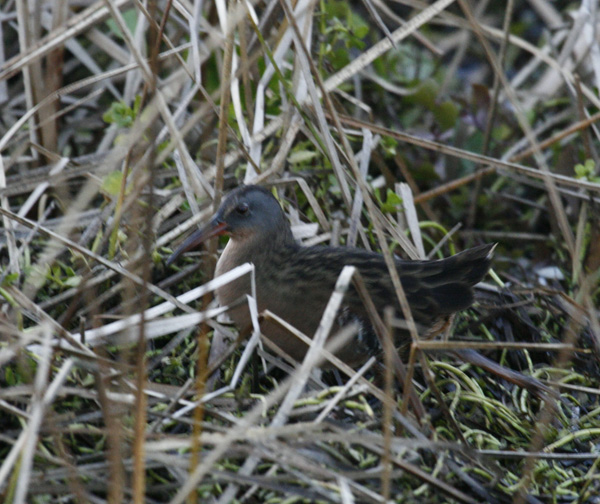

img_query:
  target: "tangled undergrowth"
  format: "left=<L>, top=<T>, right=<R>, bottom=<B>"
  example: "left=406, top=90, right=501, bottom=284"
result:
left=1, top=1, right=599, bottom=503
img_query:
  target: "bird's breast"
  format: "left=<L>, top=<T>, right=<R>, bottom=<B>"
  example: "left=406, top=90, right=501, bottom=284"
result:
left=213, top=240, right=330, bottom=346
left=214, top=239, right=254, bottom=328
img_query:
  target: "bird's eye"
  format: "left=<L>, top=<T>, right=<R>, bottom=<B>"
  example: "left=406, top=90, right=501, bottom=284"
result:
left=236, top=203, right=249, bottom=215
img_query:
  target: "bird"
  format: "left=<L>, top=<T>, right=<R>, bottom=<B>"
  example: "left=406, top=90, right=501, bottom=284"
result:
left=167, top=185, right=494, bottom=367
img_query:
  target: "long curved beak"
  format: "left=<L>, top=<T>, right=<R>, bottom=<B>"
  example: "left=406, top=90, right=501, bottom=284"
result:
left=166, top=218, right=228, bottom=266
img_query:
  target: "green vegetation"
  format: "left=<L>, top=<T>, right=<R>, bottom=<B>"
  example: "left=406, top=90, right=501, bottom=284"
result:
left=1, top=1, right=599, bottom=502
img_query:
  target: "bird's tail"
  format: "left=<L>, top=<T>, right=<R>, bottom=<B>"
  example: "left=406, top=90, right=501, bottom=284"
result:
left=408, top=243, right=495, bottom=315
left=442, top=243, right=496, bottom=286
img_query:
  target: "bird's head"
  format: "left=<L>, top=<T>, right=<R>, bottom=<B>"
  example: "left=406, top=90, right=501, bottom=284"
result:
left=167, top=185, right=293, bottom=265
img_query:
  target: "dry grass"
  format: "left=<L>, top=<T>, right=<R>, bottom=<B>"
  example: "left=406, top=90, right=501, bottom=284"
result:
left=1, top=1, right=600, bottom=503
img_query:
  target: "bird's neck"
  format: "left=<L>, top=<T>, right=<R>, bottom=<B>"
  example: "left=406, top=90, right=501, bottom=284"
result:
left=216, top=226, right=298, bottom=277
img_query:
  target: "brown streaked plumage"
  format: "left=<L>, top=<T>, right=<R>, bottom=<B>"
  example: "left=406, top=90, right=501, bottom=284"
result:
left=167, top=185, right=494, bottom=366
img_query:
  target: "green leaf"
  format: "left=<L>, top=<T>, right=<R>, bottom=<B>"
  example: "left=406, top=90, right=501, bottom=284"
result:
left=380, top=137, right=398, bottom=157
left=434, top=101, right=459, bottom=130
left=574, top=159, right=596, bottom=181
left=353, top=22, right=369, bottom=39
left=105, top=9, right=138, bottom=39
left=2, top=272, right=19, bottom=286
left=5, top=366, right=15, bottom=386
left=288, top=150, right=318, bottom=164
left=103, top=101, right=133, bottom=127
left=102, top=97, right=141, bottom=127
left=64, top=276, right=82, bottom=288
left=380, top=189, right=403, bottom=213
left=411, top=79, right=438, bottom=110
left=101, top=171, right=124, bottom=197
left=0, top=286, right=16, bottom=306
left=492, top=123, right=511, bottom=142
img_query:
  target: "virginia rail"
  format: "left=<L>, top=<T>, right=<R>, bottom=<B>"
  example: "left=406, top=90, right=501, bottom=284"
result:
left=167, top=185, right=493, bottom=366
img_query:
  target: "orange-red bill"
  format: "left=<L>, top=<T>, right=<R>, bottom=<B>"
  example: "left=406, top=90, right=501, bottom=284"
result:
left=166, top=220, right=228, bottom=266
